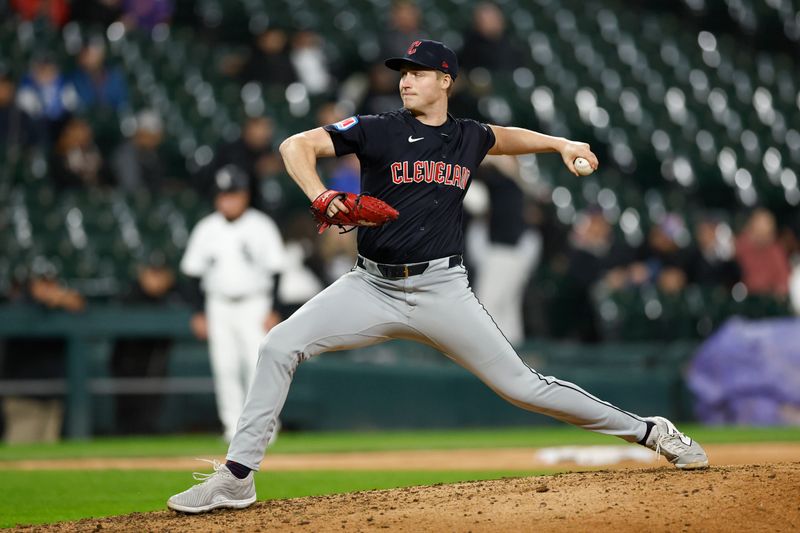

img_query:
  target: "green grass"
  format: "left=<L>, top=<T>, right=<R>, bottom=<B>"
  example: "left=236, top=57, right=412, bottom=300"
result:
left=0, top=425, right=797, bottom=528
left=0, top=425, right=798, bottom=461
left=0, top=469, right=542, bottom=528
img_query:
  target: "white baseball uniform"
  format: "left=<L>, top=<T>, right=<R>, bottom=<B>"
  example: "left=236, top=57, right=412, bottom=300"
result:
left=475, top=229, right=541, bottom=345
left=181, top=208, right=286, bottom=441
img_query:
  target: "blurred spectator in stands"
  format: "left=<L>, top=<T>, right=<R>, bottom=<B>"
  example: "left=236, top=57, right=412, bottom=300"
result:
left=70, top=35, right=129, bottom=112
left=361, top=63, right=404, bottom=115
left=656, top=265, right=687, bottom=296
left=10, top=0, right=69, bottom=27
left=253, top=151, right=288, bottom=214
left=205, top=115, right=275, bottom=209
left=240, top=28, right=296, bottom=90
left=460, top=2, right=521, bottom=73
left=71, top=0, right=171, bottom=31
left=111, top=109, right=165, bottom=194
left=0, top=71, right=34, bottom=157
left=687, top=215, right=740, bottom=288
left=1, top=258, right=84, bottom=443
left=16, top=51, right=78, bottom=147
left=327, top=154, right=360, bottom=195
left=380, top=1, right=427, bottom=58
left=313, top=102, right=350, bottom=184
left=446, top=5, right=500, bottom=119
left=472, top=155, right=541, bottom=345
left=735, top=208, right=790, bottom=298
left=447, top=74, right=483, bottom=120
left=318, top=228, right=358, bottom=284
left=316, top=101, right=348, bottom=127
left=50, top=117, right=109, bottom=190
left=26, top=259, right=86, bottom=312
left=110, top=252, right=181, bottom=434
left=289, top=30, right=332, bottom=95
left=119, top=0, right=173, bottom=31
left=636, top=213, right=692, bottom=293
left=70, top=0, right=123, bottom=28
left=561, top=208, right=637, bottom=342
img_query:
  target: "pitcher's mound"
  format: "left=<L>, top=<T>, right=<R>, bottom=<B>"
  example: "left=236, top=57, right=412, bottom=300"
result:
left=19, top=462, right=800, bottom=532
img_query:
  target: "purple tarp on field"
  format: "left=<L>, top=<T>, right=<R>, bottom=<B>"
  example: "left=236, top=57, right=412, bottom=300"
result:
left=687, top=317, right=800, bottom=425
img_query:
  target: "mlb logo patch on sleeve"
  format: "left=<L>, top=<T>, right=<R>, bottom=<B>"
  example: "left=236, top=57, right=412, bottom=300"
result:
left=333, top=116, right=359, bottom=131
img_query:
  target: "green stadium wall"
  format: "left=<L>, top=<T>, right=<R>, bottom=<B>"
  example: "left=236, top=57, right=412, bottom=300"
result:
left=0, top=306, right=698, bottom=437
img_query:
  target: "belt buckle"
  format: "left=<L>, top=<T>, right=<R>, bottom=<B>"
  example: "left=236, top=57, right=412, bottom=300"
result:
left=403, top=265, right=409, bottom=278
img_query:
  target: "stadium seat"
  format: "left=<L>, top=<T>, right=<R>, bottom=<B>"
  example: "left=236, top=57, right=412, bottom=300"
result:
left=1, top=1, right=796, bottom=325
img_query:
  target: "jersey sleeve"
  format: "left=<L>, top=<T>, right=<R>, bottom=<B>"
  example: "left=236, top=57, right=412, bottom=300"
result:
left=323, top=114, right=381, bottom=158
left=180, top=221, right=209, bottom=277
left=476, top=121, right=496, bottom=160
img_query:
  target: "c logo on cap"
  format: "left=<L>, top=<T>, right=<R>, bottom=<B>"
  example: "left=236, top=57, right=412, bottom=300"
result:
left=407, top=40, right=422, bottom=55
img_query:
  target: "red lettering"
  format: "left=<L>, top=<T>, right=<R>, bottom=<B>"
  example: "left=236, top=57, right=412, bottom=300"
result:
left=434, top=162, right=446, bottom=184
left=424, top=161, right=436, bottom=183
left=460, top=168, right=471, bottom=189
left=391, top=161, right=471, bottom=189
left=441, top=164, right=451, bottom=184
left=391, top=162, right=403, bottom=184
left=444, top=164, right=454, bottom=185
left=412, top=161, right=424, bottom=183
left=451, top=165, right=461, bottom=187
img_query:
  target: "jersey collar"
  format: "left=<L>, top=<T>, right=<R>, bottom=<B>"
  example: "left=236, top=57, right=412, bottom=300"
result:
left=400, top=108, right=457, bottom=137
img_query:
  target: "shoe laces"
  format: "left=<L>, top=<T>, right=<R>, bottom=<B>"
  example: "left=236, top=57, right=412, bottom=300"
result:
left=192, top=458, right=225, bottom=481
left=654, top=419, right=691, bottom=458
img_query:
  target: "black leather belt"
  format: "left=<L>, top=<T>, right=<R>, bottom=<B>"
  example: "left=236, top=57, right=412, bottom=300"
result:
left=357, top=255, right=463, bottom=279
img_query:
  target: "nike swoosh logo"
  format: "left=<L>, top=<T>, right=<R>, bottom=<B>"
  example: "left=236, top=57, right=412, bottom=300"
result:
left=408, top=136, right=424, bottom=143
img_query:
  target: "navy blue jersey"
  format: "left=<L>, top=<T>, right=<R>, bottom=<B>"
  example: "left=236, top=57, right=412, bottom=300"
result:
left=323, top=109, right=496, bottom=263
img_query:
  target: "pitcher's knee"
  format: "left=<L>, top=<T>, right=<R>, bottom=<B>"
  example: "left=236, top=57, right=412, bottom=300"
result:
left=496, top=385, right=539, bottom=409
left=490, top=373, right=550, bottom=410
left=257, top=323, right=307, bottom=368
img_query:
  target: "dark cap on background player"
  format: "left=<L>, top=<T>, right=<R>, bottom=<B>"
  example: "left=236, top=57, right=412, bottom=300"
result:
left=214, top=164, right=250, bottom=194
left=384, top=39, right=458, bottom=79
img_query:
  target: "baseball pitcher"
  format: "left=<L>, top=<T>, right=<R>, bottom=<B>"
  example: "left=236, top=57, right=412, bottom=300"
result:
left=168, top=40, right=707, bottom=514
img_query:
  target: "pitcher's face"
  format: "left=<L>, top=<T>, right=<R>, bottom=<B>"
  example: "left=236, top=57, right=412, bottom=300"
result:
left=399, top=68, right=449, bottom=111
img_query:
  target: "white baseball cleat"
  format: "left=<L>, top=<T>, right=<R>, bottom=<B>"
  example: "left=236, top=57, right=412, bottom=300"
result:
left=167, top=460, right=256, bottom=514
left=643, top=416, right=709, bottom=470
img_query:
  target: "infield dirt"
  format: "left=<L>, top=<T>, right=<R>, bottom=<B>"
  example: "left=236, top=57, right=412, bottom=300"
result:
left=4, top=442, right=799, bottom=471
left=13, top=461, right=800, bottom=532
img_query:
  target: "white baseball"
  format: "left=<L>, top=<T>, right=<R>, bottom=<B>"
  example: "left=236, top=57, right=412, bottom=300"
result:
left=574, top=157, right=593, bottom=176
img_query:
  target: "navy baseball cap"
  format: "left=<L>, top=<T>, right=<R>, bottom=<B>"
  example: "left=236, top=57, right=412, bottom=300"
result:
left=385, top=40, right=458, bottom=79
left=214, top=164, right=249, bottom=193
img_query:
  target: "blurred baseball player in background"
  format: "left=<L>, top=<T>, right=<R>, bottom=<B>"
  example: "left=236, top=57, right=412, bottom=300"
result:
left=180, top=164, right=287, bottom=443
left=468, top=154, right=542, bottom=346
left=168, top=40, right=708, bottom=514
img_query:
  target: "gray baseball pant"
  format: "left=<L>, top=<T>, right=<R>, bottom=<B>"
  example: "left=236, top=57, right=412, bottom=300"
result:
left=227, top=255, right=648, bottom=469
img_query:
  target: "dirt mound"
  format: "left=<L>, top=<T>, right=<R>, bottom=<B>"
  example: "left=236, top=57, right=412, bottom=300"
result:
left=16, top=462, right=799, bottom=532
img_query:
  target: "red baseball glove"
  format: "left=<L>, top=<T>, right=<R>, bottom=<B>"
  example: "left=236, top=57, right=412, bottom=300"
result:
left=310, top=190, right=399, bottom=234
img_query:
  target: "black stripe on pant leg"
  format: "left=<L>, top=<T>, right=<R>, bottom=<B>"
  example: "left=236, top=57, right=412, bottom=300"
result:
left=464, top=269, right=646, bottom=425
